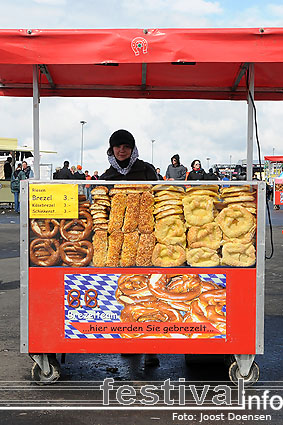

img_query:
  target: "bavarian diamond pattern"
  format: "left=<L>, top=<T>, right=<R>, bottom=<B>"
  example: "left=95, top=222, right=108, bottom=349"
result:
left=64, top=273, right=226, bottom=339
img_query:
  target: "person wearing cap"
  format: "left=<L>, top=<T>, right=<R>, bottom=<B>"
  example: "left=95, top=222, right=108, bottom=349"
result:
left=100, top=129, right=157, bottom=181
left=186, top=159, right=206, bottom=180
left=165, top=154, right=187, bottom=180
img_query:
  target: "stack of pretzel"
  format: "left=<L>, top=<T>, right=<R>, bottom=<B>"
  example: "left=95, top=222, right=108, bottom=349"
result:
left=116, top=273, right=226, bottom=338
left=92, top=184, right=156, bottom=267
left=30, top=195, right=93, bottom=267
left=90, top=186, right=110, bottom=232
left=152, top=185, right=186, bottom=267
left=216, top=185, right=257, bottom=267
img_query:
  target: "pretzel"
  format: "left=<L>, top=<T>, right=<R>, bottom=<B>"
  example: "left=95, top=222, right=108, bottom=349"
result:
left=155, top=216, right=186, bottom=247
left=183, top=195, right=214, bottom=226
left=153, top=185, right=185, bottom=193
left=59, top=240, right=93, bottom=267
left=138, top=191, right=154, bottom=234
left=60, top=210, right=93, bottom=241
left=115, top=274, right=155, bottom=305
left=215, top=205, right=254, bottom=238
left=221, top=242, right=256, bottom=267
left=148, top=274, right=202, bottom=303
left=186, top=185, right=219, bottom=193
left=187, top=222, right=222, bottom=250
left=186, top=247, right=220, bottom=267
left=30, top=219, right=60, bottom=238
left=30, top=238, right=60, bottom=267
left=120, top=301, right=182, bottom=337
left=152, top=243, right=186, bottom=267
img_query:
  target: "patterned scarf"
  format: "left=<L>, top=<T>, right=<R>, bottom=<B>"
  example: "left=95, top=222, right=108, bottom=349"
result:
left=108, top=146, right=139, bottom=175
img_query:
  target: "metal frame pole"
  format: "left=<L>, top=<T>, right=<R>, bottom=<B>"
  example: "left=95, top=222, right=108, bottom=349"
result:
left=247, top=63, right=254, bottom=181
left=33, top=65, right=40, bottom=180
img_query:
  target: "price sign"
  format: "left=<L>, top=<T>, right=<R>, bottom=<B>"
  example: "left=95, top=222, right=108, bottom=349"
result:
left=29, top=184, right=78, bottom=218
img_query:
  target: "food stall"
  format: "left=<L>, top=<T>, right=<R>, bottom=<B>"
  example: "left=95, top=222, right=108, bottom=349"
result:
left=2, top=27, right=282, bottom=384
left=264, top=155, right=283, bottom=209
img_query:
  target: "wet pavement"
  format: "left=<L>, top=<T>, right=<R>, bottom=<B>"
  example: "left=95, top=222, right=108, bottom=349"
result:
left=0, top=204, right=282, bottom=424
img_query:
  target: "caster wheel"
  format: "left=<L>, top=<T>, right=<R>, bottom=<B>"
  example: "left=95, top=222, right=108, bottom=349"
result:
left=229, top=361, right=259, bottom=387
left=32, top=355, right=61, bottom=385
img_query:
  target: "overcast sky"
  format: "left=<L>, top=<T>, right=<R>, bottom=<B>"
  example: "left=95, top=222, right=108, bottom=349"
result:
left=1, top=0, right=283, bottom=176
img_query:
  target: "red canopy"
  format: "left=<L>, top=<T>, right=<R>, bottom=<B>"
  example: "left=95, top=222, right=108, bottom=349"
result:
left=264, top=156, right=283, bottom=162
left=1, top=28, right=283, bottom=100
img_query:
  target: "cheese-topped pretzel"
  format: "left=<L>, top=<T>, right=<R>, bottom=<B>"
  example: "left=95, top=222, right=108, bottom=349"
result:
left=152, top=243, right=186, bottom=267
left=221, top=242, right=256, bottom=267
left=60, top=211, right=92, bottom=241
left=187, top=222, right=222, bottom=250
left=59, top=240, right=93, bottom=267
left=215, top=205, right=254, bottom=238
left=30, top=238, right=60, bottom=266
left=30, top=219, right=60, bottom=238
left=182, top=195, right=214, bottom=226
left=155, top=216, right=186, bottom=247
left=186, top=247, right=220, bottom=267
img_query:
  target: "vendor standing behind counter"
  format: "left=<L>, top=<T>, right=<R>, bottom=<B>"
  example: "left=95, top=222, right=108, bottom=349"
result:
left=100, top=129, right=157, bottom=181
left=100, top=129, right=159, bottom=367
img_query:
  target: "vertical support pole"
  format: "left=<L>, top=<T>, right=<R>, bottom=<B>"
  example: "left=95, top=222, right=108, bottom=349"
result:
left=33, top=65, right=40, bottom=180
left=247, top=63, right=254, bottom=181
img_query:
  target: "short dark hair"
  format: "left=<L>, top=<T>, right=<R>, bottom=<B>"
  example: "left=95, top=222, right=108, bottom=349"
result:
left=63, top=161, right=69, bottom=167
left=191, top=159, right=201, bottom=168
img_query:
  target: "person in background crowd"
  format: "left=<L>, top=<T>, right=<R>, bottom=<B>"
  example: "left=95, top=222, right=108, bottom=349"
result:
left=22, top=161, right=34, bottom=179
left=156, top=167, right=164, bottom=181
left=73, top=165, right=85, bottom=180
left=100, top=129, right=157, bottom=181
left=84, top=170, right=92, bottom=202
left=53, top=167, right=61, bottom=179
left=91, top=171, right=99, bottom=180
left=205, top=168, right=219, bottom=181
left=70, top=165, right=76, bottom=175
left=56, top=161, right=73, bottom=179
left=4, top=157, right=12, bottom=180
left=186, top=159, right=206, bottom=180
left=10, top=163, right=26, bottom=213
left=165, top=154, right=187, bottom=180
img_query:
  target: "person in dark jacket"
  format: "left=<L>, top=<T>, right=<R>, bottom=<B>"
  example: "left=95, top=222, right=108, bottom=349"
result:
left=56, top=161, right=73, bottom=179
left=165, top=154, right=187, bottom=180
left=156, top=167, right=164, bottom=181
left=186, top=159, right=206, bottom=180
left=10, top=163, right=26, bottom=213
left=100, top=129, right=157, bottom=181
left=4, top=157, right=12, bottom=180
left=73, top=165, right=85, bottom=180
left=205, top=168, right=219, bottom=181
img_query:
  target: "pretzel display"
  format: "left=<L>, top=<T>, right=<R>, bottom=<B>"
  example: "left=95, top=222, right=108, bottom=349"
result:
left=183, top=195, right=214, bottom=227
left=60, top=210, right=93, bottom=241
left=122, top=193, right=140, bottom=233
left=30, top=238, right=60, bottom=267
left=120, top=231, right=139, bottom=267
left=120, top=301, right=183, bottom=337
left=138, top=191, right=154, bottom=234
left=221, top=242, right=256, bottom=267
left=108, top=193, right=127, bottom=233
left=59, top=240, right=93, bottom=267
left=152, top=243, right=186, bottom=267
left=187, top=222, right=222, bottom=250
left=92, top=230, right=108, bottom=267
left=186, top=247, right=220, bottom=267
left=215, top=205, right=255, bottom=238
left=136, top=233, right=156, bottom=267
left=115, top=274, right=155, bottom=304
left=154, top=215, right=186, bottom=247
left=30, top=219, right=60, bottom=238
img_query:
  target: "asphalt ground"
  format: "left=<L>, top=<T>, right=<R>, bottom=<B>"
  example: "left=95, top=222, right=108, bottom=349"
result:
left=0, top=202, right=282, bottom=424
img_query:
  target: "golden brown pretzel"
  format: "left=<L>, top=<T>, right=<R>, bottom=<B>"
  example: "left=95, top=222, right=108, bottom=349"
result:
left=148, top=274, right=202, bottom=303
left=30, top=238, right=60, bottom=266
left=116, top=274, right=155, bottom=305
left=59, top=240, right=94, bottom=267
left=60, top=211, right=93, bottom=241
left=120, top=301, right=183, bottom=337
left=30, top=219, right=60, bottom=238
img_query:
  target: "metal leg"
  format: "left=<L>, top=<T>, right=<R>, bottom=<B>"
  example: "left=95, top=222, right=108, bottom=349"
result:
left=234, top=354, right=255, bottom=376
left=30, top=354, right=51, bottom=375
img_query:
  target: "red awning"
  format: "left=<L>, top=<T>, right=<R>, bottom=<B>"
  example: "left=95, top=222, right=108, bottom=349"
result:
left=1, top=28, right=283, bottom=100
left=264, top=156, right=283, bottom=162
